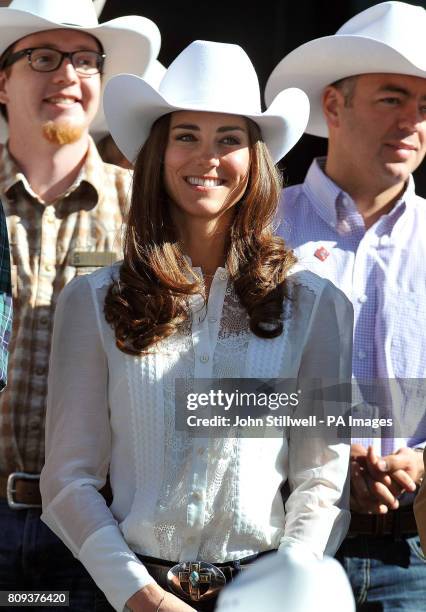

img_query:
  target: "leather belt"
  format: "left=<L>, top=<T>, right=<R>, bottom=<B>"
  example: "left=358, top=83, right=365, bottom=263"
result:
left=137, top=551, right=274, bottom=604
left=0, top=472, right=41, bottom=509
left=1, top=472, right=113, bottom=510
left=349, top=505, right=418, bottom=538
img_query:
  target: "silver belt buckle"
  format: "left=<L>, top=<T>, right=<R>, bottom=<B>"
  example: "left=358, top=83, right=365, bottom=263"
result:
left=6, top=472, right=41, bottom=509
left=167, top=561, right=226, bottom=602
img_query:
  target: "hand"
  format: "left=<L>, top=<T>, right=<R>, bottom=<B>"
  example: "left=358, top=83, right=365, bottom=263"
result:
left=350, top=446, right=391, bottom=514
left=366, top=446, right=422, bottom=490
left=126, top=583, right=196, bottom=612
left=349, top=445, right=419, bottom=515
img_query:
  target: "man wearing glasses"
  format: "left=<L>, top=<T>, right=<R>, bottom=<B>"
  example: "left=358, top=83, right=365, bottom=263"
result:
left=0, top=1, right=160, bottom=608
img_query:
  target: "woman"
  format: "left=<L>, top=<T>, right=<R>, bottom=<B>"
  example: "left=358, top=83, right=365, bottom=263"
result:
left=40, top=41, right=353, bottom=612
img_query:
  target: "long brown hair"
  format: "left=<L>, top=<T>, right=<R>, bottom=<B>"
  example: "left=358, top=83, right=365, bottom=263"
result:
left=104, top=113, right=296, bottom=354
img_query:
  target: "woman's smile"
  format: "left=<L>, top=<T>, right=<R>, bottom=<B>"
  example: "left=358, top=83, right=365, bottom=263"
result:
left=184, top=175, right=226, bottom=188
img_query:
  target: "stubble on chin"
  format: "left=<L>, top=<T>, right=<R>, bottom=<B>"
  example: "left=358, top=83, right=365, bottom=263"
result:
left=42, top=120, right=85, bottom=145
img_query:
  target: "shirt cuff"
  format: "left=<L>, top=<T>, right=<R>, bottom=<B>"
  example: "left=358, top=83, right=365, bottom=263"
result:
left=79, top=525, right=155, bottom=611
left=277, top=538, right=321, bottom=561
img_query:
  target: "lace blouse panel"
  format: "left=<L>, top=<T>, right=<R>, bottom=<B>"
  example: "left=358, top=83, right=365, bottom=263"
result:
left=153, top=314, right=195, bottom=557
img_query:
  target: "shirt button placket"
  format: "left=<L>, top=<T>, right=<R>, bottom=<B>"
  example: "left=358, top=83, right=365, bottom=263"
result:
left=39, top=205, right=58, bottom=299
left=193, top=315, right=213, bottom=378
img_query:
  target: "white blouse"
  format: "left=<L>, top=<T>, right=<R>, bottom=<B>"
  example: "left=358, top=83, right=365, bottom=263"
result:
left=41, top=264, right=353, bottom=611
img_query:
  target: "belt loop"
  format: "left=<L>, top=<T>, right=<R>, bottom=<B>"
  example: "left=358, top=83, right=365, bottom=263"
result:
left=374, top=514, right=386, bottom=537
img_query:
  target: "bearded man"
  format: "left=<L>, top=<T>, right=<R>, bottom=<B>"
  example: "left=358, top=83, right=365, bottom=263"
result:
left=0, top=1, right=161, bottom=609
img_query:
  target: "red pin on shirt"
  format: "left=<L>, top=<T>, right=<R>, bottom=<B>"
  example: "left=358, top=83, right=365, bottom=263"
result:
left=314, top=246, right=330, bottom=261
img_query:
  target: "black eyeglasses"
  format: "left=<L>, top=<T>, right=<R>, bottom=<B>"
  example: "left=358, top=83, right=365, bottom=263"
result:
left=1, top=47, right=105, bottom=76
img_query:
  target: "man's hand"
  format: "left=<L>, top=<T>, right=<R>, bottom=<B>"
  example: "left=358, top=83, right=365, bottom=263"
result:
left=366, top=446, right=422, bottom=489
left=350, top=445, right=391, bottom=514
left=349, top=444, right=420, bottom=514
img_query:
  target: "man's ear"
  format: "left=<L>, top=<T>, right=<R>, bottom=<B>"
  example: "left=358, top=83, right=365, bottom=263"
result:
left=322, top=86, right=344, bottom=130
left=0, top=71, right=9, bottom=105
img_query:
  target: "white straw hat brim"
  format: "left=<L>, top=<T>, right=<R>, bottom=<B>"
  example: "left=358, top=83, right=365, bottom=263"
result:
left=0, top=9, right=161, bottom=136
left=104, top=73, right=310, bottom=164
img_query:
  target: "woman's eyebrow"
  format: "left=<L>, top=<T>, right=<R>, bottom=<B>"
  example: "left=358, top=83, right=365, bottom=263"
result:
left=216, top=126, right=246, bottom=133
left=171, top=124, right=246, bottom=132
left=171, top=123, right=200, bottom=130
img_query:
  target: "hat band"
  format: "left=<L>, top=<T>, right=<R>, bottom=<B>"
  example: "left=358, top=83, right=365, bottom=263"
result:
left=167, top=98, right=262, bottom=116
left=61, top=22, right=97, bottom=28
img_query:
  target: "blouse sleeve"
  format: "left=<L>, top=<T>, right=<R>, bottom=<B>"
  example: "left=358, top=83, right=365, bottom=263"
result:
left=40, top=275, right=154, bottom=612
left=279, top=279, right=353, bottom=559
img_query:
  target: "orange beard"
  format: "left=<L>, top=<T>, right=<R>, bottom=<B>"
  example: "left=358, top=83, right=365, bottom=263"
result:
left=42, top=121, right=85, bottom=145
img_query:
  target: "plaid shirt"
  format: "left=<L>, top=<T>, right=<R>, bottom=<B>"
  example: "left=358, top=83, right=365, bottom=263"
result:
left=0, top=199, right=12, bottom=392
left=0, top=138, right=131, bottom=475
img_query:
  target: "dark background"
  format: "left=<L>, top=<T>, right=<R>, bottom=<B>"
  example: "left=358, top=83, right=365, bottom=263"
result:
left=100, top=0, right=426, bottom=193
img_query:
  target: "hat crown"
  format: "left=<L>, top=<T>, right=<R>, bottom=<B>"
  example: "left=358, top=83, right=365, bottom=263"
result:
left=265, top=1, right=426, bottom=140
left=159, top=40, right=262, bottom=115
left=336, top=1, right=426, bottom=70
left=104, top=40, right=310, bottom=164
left=8, top=0, right=99, bottom=27
left=337, top=1, right=425, bottom=41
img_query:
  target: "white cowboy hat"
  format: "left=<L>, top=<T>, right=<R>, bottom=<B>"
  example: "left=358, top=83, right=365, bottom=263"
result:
left=92, top=59, right=167, bottom=141
left=265, top=1, right=426, bottom=138
left=216, top=550, right=355, bottom=612
left=0, top=0, right=161, bottom=137
left=103, top=40, right=310, bottom=164
left=142, top=59, right=167, bottom=90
